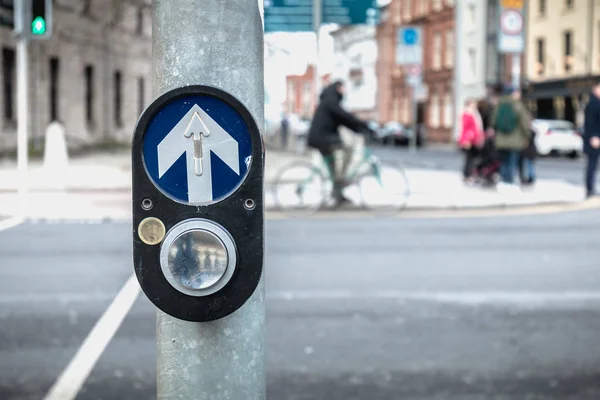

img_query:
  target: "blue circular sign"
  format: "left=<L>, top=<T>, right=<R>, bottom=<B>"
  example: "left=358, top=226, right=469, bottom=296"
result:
left=142, top=93, right=253, bottom=205
left=403, top=28, right=418, bottom=45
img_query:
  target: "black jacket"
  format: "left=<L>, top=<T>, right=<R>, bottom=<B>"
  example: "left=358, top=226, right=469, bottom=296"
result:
left=307, top=84, right=367, bottom=149
left=584, top=91, right=600, bottom=155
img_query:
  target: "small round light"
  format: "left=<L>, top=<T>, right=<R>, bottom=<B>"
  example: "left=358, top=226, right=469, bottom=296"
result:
left=138, top=217, right=166, bottom=245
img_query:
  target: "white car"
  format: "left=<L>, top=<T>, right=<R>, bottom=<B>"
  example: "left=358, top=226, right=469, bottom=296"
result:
left=532, top=119, right=583, bottom=158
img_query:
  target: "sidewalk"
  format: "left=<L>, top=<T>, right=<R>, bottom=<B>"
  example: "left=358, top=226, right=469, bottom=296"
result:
left=0, top=149, right=587, bottom=219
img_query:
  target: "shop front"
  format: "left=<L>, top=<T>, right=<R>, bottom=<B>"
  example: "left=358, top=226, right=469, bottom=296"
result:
left=524, top=75, right=600, bottom=128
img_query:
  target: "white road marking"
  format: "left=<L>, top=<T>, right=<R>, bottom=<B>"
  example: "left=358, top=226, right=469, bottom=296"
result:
left=43, top=274, right=141, bottom=400
left=268, top=291, right=600, bottom=306
left=0, top=216, right=24, bottom=232
left=0, top=292, right=118, bottom=304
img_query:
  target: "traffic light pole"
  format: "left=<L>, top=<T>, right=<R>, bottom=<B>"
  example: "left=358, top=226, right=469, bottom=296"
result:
left=15, top=1, right=30, bottom=216
left=152, top=1, right=265, bottom=399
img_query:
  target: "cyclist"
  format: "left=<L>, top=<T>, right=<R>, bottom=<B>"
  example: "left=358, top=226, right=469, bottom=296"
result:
left=307, top=80, right=373, bottom=205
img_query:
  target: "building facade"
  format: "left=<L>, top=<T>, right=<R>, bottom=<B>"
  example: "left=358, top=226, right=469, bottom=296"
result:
left=376, top=0, right=456, bottom=143
left=285, top=65, right=330, bottom=119
left=0, top=0, right=152, bottom=153
left=330, top=25, right=378, bottom=120
left=423, top=0, right=455, bottom=142
left=525, top=0, right=600, bottom=127
left=453, top=0, right=488, bottom=139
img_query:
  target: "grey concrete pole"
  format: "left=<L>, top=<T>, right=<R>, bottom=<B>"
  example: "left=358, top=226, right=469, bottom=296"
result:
left=152, top=1, right=265, bottom=399
left=313, top=0, right=322, bottom=108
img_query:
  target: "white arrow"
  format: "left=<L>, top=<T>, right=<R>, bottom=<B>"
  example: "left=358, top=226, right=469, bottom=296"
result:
left=183, top=112, right=210, bottom=176
left=157, top=104, right=240, bottom=203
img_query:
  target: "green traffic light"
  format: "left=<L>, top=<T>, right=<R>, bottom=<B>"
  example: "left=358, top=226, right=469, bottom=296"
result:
left=32, top=16, right=46, bottom=35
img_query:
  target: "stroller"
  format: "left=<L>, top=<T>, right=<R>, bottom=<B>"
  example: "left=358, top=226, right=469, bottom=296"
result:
left=474, top=136, right=500, bottom=186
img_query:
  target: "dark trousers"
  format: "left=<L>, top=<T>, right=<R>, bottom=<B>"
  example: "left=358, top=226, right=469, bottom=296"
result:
left=519, top=155, right=536, bottom=183
left=498, top=150, right=520, bottom=184
left=586, top=153, right=599, bottom=196
left=462, top=147, right=479, bottom=179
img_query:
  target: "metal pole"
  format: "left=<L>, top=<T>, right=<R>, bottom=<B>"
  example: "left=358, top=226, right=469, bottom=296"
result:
left=512, top=53, right=521, bottom=90
left=152, top=1, right=265, bottom=399
left=410, top=83, right=417, bottom=152
left=16, top=2, right=29, bottom=216
left=313, top=0, right=322, bottom=109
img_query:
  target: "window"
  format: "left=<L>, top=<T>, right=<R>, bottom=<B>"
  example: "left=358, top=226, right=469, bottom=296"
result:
left=114, top=70, right=122, bottom=127
left=302, top=82, right=311, bottom=116
left=536, top=38, right=545, bottom=75
left=429, top=93, right=440, bottom=128
left=393, top=97, right=400, bottom=122
left=84, top=65, right=94, bottom=124
left=136, top=7, right=144, bottom=35
left=433, top=32, right=442, bottom=70
left=287, top=81, right=295, bottom=113
left=443, top=94, right=453, bottom=128
left=49, top=57, right=59, bottom=122
left=466, top=3, right=476, bottom=31
left=445, top=29, right=454, bottom=68
left=402, top=96, right=410, bottom=123
left=2, top=47, right=15, bottom=123
left=564, top=30, right=573, bottom=72
left=539, top=0, right=546, bottom=15
left=138, top=77, right=145, bottom=116
left=403, top=0, right=412, bottom=19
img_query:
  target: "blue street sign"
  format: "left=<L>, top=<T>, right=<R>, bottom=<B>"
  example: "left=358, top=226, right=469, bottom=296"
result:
left=264, top=0, right=313, bottom=33
left=142, top=95, right=253, bottom=205
left=402, top=27, right=418, bottom=45
left=264, top=0, right=379, bottom=33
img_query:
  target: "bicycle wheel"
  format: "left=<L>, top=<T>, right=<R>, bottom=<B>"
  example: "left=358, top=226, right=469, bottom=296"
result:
left=272, top=160, right=330, bottom=216
left=358, top=159, right=410, bottom=214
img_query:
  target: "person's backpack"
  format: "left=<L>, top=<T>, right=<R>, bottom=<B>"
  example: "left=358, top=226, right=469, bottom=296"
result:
left=494, top=101, right=519, bottom=134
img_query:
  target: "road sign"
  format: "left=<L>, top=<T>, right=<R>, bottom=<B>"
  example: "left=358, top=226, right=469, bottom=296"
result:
left=142, top=92, right=252, bottom=205
left=132, top=85, right=264, bottom=322
left=264, top=0, right=379, bottom=33
left=322, top=0, right=379, bottom=25
left=396, top=26, right=423, bottom=66
left=498, top=1, right=524, bottom=53
left=264, top=0, right=313, bottom=33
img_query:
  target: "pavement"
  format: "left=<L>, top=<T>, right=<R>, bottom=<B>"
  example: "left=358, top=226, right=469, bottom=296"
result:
left=2, top=209, right=600, bottom=399
left=0, top=147, right=589, bottom=220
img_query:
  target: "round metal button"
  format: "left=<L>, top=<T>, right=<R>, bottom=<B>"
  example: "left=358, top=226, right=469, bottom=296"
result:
left=159, top=219, right=237, bottom=297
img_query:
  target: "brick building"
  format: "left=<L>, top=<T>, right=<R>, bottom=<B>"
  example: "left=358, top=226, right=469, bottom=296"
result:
left=0, top=0, right=152, bottom=153
left=285, top=65, right=331, bottom=118
left=376, top=0, right=455, bottom=143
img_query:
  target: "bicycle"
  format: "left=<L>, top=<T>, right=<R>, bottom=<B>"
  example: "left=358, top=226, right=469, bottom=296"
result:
left=272, top=137, right=411, bottom=216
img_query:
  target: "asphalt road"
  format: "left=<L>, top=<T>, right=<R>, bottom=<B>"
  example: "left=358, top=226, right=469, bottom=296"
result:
left=374, top=145, right=596, bottom=187
left=1, top=209, right=600, bottom=399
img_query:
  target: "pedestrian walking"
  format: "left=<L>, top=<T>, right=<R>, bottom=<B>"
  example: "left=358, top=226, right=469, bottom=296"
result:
left=489, top=86, right=531, bottom=190
left=584, top=82, right=600, bottom=198
left=458, top=99, right=485, bottom=183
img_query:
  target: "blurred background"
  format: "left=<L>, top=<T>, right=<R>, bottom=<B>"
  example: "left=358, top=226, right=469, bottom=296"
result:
left=1, top=0, right=600, bottom=399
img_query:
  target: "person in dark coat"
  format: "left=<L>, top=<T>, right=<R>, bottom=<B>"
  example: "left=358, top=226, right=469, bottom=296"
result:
left=584, top=82, right=600, bottom=198
left=307, top=81, right=371, bottom=203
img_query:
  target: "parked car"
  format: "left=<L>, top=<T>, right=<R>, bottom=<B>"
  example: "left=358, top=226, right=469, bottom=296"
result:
left=531, top=119, right=583, bottom=158
left=377, top=121, right=425, bottom=147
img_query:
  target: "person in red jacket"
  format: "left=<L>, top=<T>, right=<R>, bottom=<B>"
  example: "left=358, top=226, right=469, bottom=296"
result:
left=459, top=98, right=485, bottom=182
